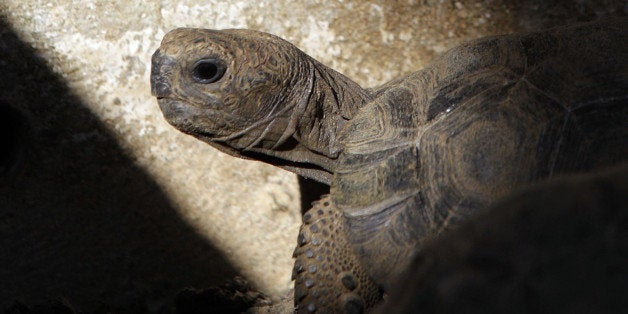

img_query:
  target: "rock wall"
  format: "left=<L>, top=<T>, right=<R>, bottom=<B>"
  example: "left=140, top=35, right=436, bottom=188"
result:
left=1, top=0, right=624, bottom=311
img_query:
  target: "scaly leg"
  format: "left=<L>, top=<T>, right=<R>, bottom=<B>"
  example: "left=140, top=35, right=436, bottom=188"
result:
left=292, top=195, right=383, bottom=313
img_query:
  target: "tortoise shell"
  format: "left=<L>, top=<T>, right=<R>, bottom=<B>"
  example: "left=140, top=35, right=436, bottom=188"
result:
left=333, top=19, right=627, bottom=287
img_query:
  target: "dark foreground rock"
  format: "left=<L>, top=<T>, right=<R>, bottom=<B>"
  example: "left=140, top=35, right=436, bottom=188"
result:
left=378, top=164, right=628, bottom=313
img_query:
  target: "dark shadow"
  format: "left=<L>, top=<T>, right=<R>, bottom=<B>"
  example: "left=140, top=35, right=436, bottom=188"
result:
left=0, top=18, right=241, bottom=312
left=297, top=176, right=330, bottom=214
left=505, top=0, right=626, bottom=31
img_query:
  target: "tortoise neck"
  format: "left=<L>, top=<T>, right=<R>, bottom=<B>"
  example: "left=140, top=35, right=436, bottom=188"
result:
left=294, top=58, right=372, bottom=161
left=233, top=55, right=371, bottom=184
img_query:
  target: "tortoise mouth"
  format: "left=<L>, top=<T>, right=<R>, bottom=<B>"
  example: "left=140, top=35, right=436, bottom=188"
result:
left=156, top=98, right=231, bottom=138
left=150, top=76, right=172, bottom=100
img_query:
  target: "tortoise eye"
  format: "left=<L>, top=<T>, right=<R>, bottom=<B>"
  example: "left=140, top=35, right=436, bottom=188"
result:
left=192, top=59, right=226, bottom=84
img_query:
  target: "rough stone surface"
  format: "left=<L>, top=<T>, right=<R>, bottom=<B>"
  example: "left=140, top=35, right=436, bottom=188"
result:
left=1, top=0, right=625, bottom=311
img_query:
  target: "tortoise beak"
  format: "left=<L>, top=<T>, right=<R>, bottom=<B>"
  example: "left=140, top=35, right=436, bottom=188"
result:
left=150, top=49, right=176, bottom=99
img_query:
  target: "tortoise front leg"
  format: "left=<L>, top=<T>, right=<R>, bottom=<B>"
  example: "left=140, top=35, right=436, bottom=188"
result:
left=292, top=195, right=383, bottom=313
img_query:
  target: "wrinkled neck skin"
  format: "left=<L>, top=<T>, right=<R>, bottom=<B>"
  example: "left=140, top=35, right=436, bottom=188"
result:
left=293, top=58, right=373, bottom=179
left=217, top=55, right=372, bottom=185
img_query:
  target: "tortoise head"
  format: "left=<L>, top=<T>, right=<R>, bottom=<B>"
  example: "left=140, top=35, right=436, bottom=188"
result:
left=151, top=28, right=311, bottom=152
left=151, top=28, right=371, bottom=183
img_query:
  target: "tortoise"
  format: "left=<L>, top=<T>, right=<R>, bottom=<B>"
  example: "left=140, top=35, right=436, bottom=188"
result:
left=150, top=18, right=627, bottom=312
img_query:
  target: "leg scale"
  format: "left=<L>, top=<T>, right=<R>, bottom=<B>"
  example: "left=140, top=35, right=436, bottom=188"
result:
left=292, top=195, right=382, bottom=313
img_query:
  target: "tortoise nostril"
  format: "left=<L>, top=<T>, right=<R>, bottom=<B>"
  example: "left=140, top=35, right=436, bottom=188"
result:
left=150, top=49, right=177, bottom=98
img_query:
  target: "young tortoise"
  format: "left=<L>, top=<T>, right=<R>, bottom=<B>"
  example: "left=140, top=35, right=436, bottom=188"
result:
left=150, top=18, right=627, bottom=312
